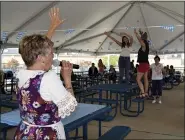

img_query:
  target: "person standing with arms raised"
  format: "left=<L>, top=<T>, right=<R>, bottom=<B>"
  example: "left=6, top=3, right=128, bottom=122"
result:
left=134, top=29, right=150, bottom=98
left=104, top=31, right=133, bottom=83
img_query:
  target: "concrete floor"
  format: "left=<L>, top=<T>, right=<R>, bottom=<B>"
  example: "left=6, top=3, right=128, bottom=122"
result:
left=3, top=83, right=184, bottom=139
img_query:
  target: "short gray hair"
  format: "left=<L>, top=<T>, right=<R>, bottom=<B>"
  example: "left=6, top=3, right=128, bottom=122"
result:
left=19, top=34, right=54, bottom=67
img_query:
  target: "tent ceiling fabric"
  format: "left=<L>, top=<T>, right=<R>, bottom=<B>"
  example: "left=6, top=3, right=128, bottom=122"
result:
left=1, top=1, right=184, bottom=54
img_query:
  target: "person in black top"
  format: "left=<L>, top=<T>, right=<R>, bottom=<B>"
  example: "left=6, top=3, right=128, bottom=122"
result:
left=134, top=64, right=139, bottom=74
left=88, top=63, right=98, bottom=77
left=130, top=60, right=135, bottom=72
left=134, top=29, right=150, bottom=98
left=169, top=65, right=175, bottom=76
left=166, top=65, right=170, bottom=75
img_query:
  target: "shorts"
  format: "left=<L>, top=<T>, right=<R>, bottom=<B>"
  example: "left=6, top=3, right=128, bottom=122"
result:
left=138, top=63, right=150, bottom=73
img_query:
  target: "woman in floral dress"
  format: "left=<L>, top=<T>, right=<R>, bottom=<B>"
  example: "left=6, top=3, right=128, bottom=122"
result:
left=14, top=7, right=77, bottom=140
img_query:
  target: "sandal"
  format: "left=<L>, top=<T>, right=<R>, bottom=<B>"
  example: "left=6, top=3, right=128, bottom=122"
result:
left=136, top=93, right=145, bottom=98
left=136, top=93, right=148, bottom=99
left=144, top=93, right=149, bottom=99
left=145, top=92, right=149, bottom=96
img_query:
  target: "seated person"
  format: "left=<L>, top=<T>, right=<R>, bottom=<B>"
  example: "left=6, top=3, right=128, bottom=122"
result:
left=163, top=66, right=167, bottom=77
left=134, top=64, right=139, bottom=74
left=88, top=63, right=98, bottom=77
left=3, top=70, right=14, bottom=79
left=0, top=70, right=5, bottom=94
left=169, top=65, right=175, bottom=76
left=109, top=65, right=117, bottom=83
left=166, top=65, right=170, bottom=75
left=130, top=60, right=135, bottom=72
left=0, top=70, right=4, bottom=86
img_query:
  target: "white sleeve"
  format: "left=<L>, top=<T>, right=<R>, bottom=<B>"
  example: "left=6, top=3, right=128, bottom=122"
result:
left=40, top=71, right=78, bottom=118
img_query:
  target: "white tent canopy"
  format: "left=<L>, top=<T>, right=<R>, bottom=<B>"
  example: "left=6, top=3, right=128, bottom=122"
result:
left=1, top=1, right=184, bottom=55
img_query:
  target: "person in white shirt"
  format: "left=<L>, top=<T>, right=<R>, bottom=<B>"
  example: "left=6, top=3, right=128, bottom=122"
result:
left=14, top=8, right=77, bottom=140
left=104, top=31, right=133, bottom=83
left=150, top=55, right=164, bottom=104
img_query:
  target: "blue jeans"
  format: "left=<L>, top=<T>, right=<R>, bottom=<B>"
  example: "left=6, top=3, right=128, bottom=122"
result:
left=118, top=56, right=130, bottom=83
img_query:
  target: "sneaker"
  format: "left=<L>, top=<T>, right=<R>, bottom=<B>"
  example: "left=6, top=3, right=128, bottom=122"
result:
left=152, top=100, right=156, bottom=103
left=158, top=100, right=162, bottom=104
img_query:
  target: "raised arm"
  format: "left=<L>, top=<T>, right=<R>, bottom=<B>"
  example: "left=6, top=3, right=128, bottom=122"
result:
left=134, top=29, right=146, bottom=51
left=46, top=7, right=65, bottom=39
left=104, top=32, right=122, bottom=47
left=120, top=32, right=133, bottom=46
left=112, top=31, right=133, bottom=46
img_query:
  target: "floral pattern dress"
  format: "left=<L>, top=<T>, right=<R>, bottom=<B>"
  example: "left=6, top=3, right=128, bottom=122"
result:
left=14, top=72, right=76, bottom=140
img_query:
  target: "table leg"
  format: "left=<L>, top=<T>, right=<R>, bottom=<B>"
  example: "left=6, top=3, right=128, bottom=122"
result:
left=83, top=123, right=88, bottom=140
left=75, top=128, right=79, bottom=138
left=11, top=78, right=14, bottom=94
left=65, top=132, right=70, bottom=140
left=2, top=130, right=7, bottom=140
left=98, top=120, right=102, bottom=137
left=99, top=90, right=102, bottom=105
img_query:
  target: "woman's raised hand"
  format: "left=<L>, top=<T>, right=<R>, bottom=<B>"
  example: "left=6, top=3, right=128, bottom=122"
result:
left=49, top=7, right=65, bottom=30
